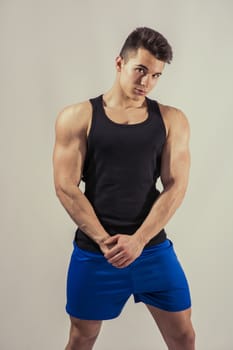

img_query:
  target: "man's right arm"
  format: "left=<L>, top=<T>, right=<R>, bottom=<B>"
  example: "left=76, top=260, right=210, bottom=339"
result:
left=52, top=102, right=110, bottom=249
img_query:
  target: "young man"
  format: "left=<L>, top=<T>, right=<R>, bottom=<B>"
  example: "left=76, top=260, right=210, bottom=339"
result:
left=53, top=27, right=195, bottom=350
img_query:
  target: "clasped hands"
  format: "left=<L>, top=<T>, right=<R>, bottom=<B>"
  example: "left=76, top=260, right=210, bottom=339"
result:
left=99, top=234, right=144, bottom=269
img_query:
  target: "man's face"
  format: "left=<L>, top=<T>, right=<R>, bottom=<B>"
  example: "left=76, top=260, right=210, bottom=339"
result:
left=116, top=47, right=165, bottom=100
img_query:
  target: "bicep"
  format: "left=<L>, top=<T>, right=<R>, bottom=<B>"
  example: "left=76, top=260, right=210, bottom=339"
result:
left=160, top=110, right=191, bottom=191
left=52, top=108, right=87, bottom=194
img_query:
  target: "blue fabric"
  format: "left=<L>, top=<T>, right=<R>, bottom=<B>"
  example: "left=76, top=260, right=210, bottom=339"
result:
left=65, top=239, right=191, bottom=320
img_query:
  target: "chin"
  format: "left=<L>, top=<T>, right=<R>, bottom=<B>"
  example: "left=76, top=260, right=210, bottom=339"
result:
left=132, top=90, right=146, bottom=100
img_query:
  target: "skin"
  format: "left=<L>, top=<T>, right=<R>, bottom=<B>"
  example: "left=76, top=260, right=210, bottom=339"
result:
left=53, top=47, right=195, bottom=350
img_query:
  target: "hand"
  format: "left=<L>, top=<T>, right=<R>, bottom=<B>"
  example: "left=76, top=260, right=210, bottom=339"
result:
left=98, top=236, right=116, bottom=255
left=103, top=234, right=145, bottom=269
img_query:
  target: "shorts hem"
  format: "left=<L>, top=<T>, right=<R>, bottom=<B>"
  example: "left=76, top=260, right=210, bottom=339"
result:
left=65, top=306, right=122, bottom=321
left=134, top=298, right=192, bottom=312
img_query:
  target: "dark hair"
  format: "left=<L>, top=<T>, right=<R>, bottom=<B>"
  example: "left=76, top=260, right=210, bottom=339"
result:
left=119, top=27, right=173, bottom=64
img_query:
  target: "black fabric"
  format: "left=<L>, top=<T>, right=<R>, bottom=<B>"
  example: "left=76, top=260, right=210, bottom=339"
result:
left=74, top=94, right=167, bottom=252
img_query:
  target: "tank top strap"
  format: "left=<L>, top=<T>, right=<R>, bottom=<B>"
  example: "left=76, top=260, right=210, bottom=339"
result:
left=146, top=96, right=160, bottom=117
left=89, top=94, right=106, bottom=126
left=89, top=94, right=102, bottom=111
left=146, top=97, right=166, bottom=136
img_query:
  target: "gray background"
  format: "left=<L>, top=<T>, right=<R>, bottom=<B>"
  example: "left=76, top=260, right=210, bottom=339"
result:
left=1, top=0, right=233, bottom=349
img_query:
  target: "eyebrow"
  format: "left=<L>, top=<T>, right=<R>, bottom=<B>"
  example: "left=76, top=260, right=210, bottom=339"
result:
left=136, top=64, right=162, bottom=76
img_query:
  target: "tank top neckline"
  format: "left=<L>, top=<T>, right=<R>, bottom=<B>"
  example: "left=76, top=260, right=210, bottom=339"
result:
left=98, top=94, right=152, bottom=128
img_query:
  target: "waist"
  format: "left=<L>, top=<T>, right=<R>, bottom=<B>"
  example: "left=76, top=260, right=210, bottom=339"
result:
left=74, top=227, right=167, bottom=254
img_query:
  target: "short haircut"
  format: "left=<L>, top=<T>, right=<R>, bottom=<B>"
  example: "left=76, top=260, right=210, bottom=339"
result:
left=119, top=27, right=173, bottom=64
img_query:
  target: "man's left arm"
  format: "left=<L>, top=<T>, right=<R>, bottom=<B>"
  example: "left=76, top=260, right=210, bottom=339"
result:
left=134, top=108, right=191, bottom=245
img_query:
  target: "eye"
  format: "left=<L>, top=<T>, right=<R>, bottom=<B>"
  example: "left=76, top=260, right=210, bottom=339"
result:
left=153, top=74, right=161, bottom=79
left=136, top=68, right=145, bottom=74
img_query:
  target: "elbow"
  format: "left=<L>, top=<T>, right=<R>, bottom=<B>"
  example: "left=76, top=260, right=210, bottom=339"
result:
left=55, top=185, right=65, bottom=199
left=55, top=181, right=81, bottom=200
left=163, top=180, right=188, bottom=202
left=54, top=179, right=68, bottom=199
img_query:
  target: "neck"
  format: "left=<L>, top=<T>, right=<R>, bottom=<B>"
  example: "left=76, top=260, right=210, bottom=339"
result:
left=103, top=80, right=146, bottom=109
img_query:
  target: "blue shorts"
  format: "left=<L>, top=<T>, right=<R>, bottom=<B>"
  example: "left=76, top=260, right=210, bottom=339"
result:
left=65, top=239, right=191, bottom=320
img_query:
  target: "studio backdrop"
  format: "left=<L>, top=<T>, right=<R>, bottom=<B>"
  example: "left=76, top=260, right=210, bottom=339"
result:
left=1, top=1, right=233, bottom=349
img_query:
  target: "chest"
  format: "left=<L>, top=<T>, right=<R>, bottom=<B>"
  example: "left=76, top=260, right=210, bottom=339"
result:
left=88, top=121, right=165, bottom=164
left=103, top=106, right=148, bottom=125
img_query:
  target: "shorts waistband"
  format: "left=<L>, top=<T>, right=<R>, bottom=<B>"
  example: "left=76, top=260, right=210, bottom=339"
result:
left=72, top=238, right=172, bottom=258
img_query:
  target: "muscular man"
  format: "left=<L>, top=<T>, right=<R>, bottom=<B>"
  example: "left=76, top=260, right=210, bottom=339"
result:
left=53, top=27, right=195, bottom=350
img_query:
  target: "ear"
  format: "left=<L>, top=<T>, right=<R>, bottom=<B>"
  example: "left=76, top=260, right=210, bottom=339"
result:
left=115, top=55, right=124, bottom=72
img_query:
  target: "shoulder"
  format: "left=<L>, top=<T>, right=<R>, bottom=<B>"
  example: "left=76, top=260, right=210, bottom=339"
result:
left=55, top=100, right=92, bottom=138
left=55, top=100, right=92, bottom=127
left=157, top=102, right=190, bottom=139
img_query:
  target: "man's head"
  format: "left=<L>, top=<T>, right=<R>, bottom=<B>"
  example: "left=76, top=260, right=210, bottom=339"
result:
left=115, top=27, right=173, bottom=99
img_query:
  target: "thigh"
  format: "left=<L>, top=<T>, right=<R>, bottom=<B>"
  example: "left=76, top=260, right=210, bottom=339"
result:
left=146, top=304, right=193, bottom=336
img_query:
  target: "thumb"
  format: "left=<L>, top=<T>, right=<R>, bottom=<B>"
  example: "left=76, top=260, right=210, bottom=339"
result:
left=104, top=235, right=119, bottom=245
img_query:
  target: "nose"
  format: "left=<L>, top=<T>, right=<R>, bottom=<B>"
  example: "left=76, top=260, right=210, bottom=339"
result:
left=140, top=74, right=149, bottom=87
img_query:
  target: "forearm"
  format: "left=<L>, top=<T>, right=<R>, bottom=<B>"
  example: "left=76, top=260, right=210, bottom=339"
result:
left=135, top=183, right=187, bottom=246
left=56, top=186, right=110, bottom=245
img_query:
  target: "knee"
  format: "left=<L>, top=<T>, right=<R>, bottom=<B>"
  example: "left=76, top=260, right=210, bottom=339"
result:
left=70, top=327, right=99, bottom=344
left=67, top=317, right=102, bottom=348
left=182, top=328, right=195, bottom=345
left=171, top=327, right=196, bottom=347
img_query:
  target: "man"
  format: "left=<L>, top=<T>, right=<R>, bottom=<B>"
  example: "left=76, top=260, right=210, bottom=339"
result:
left=53, top=27, right=195, bottom=350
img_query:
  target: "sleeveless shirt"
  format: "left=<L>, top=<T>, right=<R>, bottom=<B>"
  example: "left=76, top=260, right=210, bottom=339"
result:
left=74, top=94, right=167, bottom=253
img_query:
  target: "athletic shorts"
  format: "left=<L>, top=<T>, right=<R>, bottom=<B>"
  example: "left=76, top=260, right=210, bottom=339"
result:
left=65, top=238, right=191, bottom=320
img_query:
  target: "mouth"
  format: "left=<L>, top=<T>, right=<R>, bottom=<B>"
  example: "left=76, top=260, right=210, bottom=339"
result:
left=135, top=88, right=147, bottom=95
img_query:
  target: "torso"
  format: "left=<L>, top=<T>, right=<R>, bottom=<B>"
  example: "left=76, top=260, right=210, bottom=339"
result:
left=74, top=95, right=170, bottom=251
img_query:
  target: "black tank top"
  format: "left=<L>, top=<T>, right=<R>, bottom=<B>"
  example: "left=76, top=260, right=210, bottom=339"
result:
left=74, top=94, right=167, bottom=252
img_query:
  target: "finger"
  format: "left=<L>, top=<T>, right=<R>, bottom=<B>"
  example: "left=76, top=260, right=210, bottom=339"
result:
left=104, top=235, right=119, bottom=245
left=104, top=245, right=122, bottom=259
left=108, top=251, right=124, bottom=264
left=113, top=259, right=131, bottom=269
